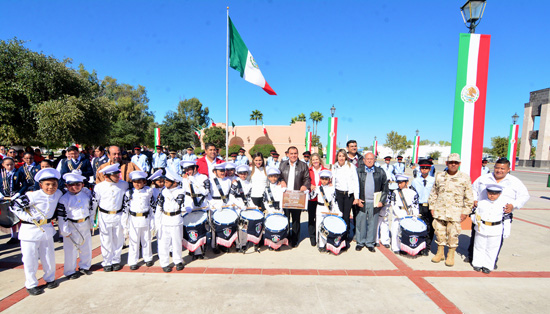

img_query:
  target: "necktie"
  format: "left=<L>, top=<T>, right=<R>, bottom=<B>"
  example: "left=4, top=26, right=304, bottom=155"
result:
left=423, top=179, right=427, bottom=187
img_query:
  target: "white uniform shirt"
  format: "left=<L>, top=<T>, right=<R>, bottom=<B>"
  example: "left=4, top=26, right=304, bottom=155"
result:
left=155, top=187, right=185, bottom=226
left=411, top=175, right=435, bottom=204
left=391, top=188, right=419, bottom=219
left=380, top=163, right=395, bottom=181
left=287, top=161, right=296, bottom=191
left=152, top=152, right=167, bottom=169
left=181, top=173, right=209, bottom=210
left=93, top=180, right=129, bottom=225
left=58, top=189, right=93, bottom=235
left=167, top=157, right=182, bottom=175
left=231, top=177, right=253, bottom=208
left=207, top=177, right=233, bottom=210
left=310, top=185, right=341, bottom=215
left=122, top=186, right=155, bottom=229
left=474, top=198, right=507, bottom=236
left=131, top=154, right=150, bottom=173
left=332, top=162, right=360, bottom=199
left=181, top=154, right=197, bottom=162
left=11, top=189, right=63, bottom=241
left=472, top=173, right=530, bottom=210
left=263, top=182, right=286, bottom=213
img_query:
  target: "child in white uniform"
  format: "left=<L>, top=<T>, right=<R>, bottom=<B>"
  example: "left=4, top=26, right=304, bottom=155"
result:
left=207, top=163, right=236, bottom=253
left=231, top=164, right=254, bottom=252
left=122, top=171, right=155, bottom=270
left=262, top=167, right=288, bottom=250
left=310, top=170, right=343, bottom=253
left=390, top=175, right=419, bottom=254
left=57, top=170, right=93, bottom=279
left=472, top=183, right=507, bottom=274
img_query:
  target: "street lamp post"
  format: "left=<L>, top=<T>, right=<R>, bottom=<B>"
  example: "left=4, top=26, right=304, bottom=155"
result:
left=508, top=113, right=520, bottom=171
left=512, top=112, right=519, bottom=125
left=330, top=105, right=336, bottom=118
left=416, top=129, right=419, bottom=137
left=460, top=0, right=487, bottom=33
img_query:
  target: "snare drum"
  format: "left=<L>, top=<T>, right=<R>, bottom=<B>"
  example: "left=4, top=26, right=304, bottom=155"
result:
left=319, top=216, right=347, bottom=255
left=263, top=213, right=289, bottom=250
left=239, top=208, right=264, bottom=244
left=182, top=210, right=208, bottom=252
left=212, top=209, right=239, bottom=248
left=399, top=217, right=427, bottom=256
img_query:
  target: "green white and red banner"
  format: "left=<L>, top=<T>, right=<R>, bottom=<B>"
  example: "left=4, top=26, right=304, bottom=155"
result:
left=450, top=33, right=491, bottom=182
left=507, top=124, right=519, bottom=171
left=154, top=128, right=161, bottom=153
left=372, top=140, right=378, bottom=155
left=229, top=17, right=276, bottom=95
left=412, top=135, right=420, bottom=164
left=326, top=117, right=338, bottom=165
left=305, top=131, right=312, bottom=152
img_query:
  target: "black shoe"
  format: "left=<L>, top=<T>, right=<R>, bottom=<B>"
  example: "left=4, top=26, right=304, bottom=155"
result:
left=393, top=251, right=400, bottom=254
left=145, top=261, right=154, bottom=267
left=494, top=264, right=498, bottom=270
left=310, top=238, right=316, bottom=246
left=473, top=266, right=482, bottom=272
left=176, top=263, right=185, bottom=271
left=162, top=266, right=172, bottom=273
left=68, top=272, right=80, bottom=280
left=130, top=264, right=139, bottom=271
left=422, top=249, right=429, bottom=256
left=268, top=247, right=274, bottom=251
left=104, top=265, right=113, bottom=272
left=80, top=269, right=93, bottom=276
left=192, top=254, right=199, bottom=260
left=213, top=247, right=221, bottom=254
left=367, top=247, right=376, bottom=253
left=355, top=245, right=363, bottom=251
left=318, top=247, right=327, bottom=253
left=375, top=243, right=380, bottom=247
left=482, top=267, right=491, bottom=274
left=112, top=263, right=122, bottom=271
left=27, top=287, right=44, bottom=296
left=6, top=237, right=19, bottom=245
left=291, top=242, right=298, bottom=248
left=46, top=281, right=59, bottom=289
left=341, top=244, right=350, bottom=252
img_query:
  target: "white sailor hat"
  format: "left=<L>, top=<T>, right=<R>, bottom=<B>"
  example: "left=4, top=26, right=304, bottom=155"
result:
left=485, top=183, right=503, bottom=193
left=236, top=164, right=250, bottom=173
left=180, top=160, right=196, bottom=169
left=224, top=162, right=236, bottom=170
left=129, top=171, right=148, bottom=181
left=319, top=170, right=332, bottom=178
left=213, top=163, right=226, bottom=171
left=148, top=169, right=164, bottom=181
left=63, top=170, right=85, bottom=184
left=35, top=168, right=61, bottom=182
left=266, top=167, right=280, bottom=176
left=99, top=163, right=121, bottom=175
left=395, top=174, right=409, bottom=182
left=164, top=168, right=182, bottom=182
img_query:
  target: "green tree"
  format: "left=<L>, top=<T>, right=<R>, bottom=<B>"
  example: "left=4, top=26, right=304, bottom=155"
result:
left=309, top=111, right=324, bottom=136
left=249, top=144, right=276, bottom=158
left=438, top=140, right=451, bottom=146
left=420, top=139, right=435, bottom=145
left=490, top=136, right=508, bottom=158
left=203, top=126, right=226, bottom=149
left=161, top=98, right=210, bottom=150
left=385, top=131, right=410, bottom=157
left=429, top=151, right=442, bottom=160
left=250, top=110, right=263, bottom=125
left=311, top=134, right=322, bottom=153
left=290, top=113, right=307, bottom=125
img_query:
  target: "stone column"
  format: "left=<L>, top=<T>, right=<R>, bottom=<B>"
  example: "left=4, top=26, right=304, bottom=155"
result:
left=536, top=103, right=550, bottom=168
left=519, top=104, right=533, bottom=166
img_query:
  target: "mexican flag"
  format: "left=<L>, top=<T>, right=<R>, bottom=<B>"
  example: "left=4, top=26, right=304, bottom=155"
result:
left=154, top=128, right=161, bottom=153
left=305, top=131, right=312, bottom=152
left=451, top=33, right=491, bottom=182
left=229, top=17, right=276, bottom=95
left=507, top=124, right=519, bottom=171
left=231, top=121, right=236, bottom=135
left=372, top=140, right=378, bottom=155
left=262, top=123, right=267, bottom=135
left=193, top=126, right=201, bottom=139
left=326, top=117, right=338, bottom=165
left=412, top=135, right=420, bottom=164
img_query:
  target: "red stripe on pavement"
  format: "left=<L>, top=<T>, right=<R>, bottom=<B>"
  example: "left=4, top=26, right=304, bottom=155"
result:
left=515, top=217, right=550, bottom=229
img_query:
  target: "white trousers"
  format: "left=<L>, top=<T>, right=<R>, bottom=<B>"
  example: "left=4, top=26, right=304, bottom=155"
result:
left=472, top=233, right=502, bottom=271
left=316, top=213, right=327, bottom=248
left=21, top=237, right=56, bottom=289
left=99, top=223, right=124, bottom=266
left=128, top=226, right=153, bottom=266
left=377, top=205, right=391, bottom=246
left=158, top=225, right=183, bottom=267
left=63, top=221, right=92, bottom=276
left=390, top=217, right=402, bottom=252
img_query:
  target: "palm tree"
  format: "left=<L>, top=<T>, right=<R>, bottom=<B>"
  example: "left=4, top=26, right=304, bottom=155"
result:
left=309, top=111, right=324, bottom=136
left=250, top=110, right=263, bottom=125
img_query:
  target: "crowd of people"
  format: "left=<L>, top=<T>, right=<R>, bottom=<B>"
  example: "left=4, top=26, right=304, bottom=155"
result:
left=0, top=140, right=530, bottom=297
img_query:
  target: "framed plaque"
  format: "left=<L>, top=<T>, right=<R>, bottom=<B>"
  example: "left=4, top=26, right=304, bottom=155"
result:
left=282, top=190, right=307, bottom=210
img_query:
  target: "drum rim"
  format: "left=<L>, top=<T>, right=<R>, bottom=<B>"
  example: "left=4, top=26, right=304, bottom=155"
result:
left=321, top=215, right=347, bottom=234
left=400, top=217, right=428, bottom=232
left=240, top=208, right=264, bottom=219
left=182, top=210, right=208, bottom=227
left=264, top=213, right=288, bottom=232
left=213, top=209, right=239, bottom=225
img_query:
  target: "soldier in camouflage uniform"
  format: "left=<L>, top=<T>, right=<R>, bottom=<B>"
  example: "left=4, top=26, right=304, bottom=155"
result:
left=428, top=153, right=474, bottom=267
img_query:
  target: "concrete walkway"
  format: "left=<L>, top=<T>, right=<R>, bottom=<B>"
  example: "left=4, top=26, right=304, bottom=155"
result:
left=1, top=167, right=549, bottom=313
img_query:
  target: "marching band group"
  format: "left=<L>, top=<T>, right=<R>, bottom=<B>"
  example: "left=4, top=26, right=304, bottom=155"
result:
left=0, top=141, right=530, bottom=297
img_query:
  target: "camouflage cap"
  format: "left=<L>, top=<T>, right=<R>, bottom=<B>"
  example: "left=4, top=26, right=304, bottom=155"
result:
left=447, top=153, right=461, bottom=162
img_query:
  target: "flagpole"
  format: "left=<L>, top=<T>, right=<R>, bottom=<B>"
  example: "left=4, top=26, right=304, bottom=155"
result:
left=225, top=7, right=229, bottom=160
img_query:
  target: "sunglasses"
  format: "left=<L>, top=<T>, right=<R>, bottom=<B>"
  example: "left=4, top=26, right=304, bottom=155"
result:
left=67, top=182, right=83, bottom=186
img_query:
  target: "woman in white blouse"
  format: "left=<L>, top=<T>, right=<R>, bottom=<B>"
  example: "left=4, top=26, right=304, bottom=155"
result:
left=332, top=149, right=360, bottom=242
left=249, top=152, right=268, bottom=212
left=307, top=153, right=327, bottom=246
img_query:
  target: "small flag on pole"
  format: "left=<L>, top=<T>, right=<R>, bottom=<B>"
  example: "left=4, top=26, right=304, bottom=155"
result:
left=507, top=124, right=519, bottom=171
left=412, top=135, right=420, bottom=164
left=154, top=128, right=161, bottom=153
left=232, top=121, right=236, bottom=135
left=326, top=117, right=338, bottom=165
left=229, top=17, right=276, bottom=95
left=305, top=131, right=312, bottom=152
left=262, top=123, right=267, bottom=135
left=372, top=140, right=378, bottom=155
left=212, top=122, right=217, bottom=127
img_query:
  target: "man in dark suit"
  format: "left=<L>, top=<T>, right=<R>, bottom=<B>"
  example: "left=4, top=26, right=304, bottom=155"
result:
left=16, top=152, right=40, bottom=194
left=58, top=146, right=93, bottom=188
left=279, top=146, right=311, bottom=247
left=356, top=152, right=388, bottom=252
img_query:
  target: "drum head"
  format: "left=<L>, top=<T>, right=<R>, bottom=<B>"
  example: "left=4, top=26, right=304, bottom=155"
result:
left=183, top=210, right=207, bottom=227
left=264, top=214, right=288, bottom=231
left=213, top=209, right=238, bottom=224
left=400, top=217, right=427, bottom=232
left=0, top=202, right=20, bottom=228
left=241, top=209, right=264, bottom=220
left=322, top=216, right=346, bottom=234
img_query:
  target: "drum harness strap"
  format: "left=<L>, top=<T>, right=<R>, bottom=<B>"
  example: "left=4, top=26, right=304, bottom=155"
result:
left=213, top=178, right=228, bottom=204
left=319, top=186, right=333, bottom=211
left=23, top=166, right=35, bottom=185
left=235, top=180, right=250, bottom=207
left=67, top=159, right=83, bottom=172
left=188, top=181, right=201, bottom=207
left=266, top=185, right=279, bottom=210
left=398, top=189, right=412, bottom=216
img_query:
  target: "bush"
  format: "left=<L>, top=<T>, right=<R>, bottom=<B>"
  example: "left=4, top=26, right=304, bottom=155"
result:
left=228, top=144, right=241, bottom=155
left=249, top=144, right=276, bottom=159
left=429, top=151, right=441, bottom=160
left=194, top=148, right=204, bottom=156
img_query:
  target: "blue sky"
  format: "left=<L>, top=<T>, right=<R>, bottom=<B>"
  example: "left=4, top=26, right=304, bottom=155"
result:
left=1, top=0, right=549, bottom=148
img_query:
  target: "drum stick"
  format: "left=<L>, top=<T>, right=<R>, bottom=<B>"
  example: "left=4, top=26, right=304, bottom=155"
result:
left=321, top=212, right=340, bottom=216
